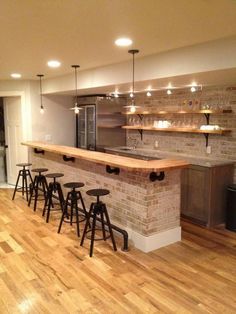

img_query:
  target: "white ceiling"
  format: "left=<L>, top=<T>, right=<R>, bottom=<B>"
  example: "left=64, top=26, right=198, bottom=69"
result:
left=1, top=0, right=236, bottom=80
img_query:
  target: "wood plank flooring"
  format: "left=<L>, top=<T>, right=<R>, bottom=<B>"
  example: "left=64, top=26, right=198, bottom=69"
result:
left=0, top=188, right=236, bottom=313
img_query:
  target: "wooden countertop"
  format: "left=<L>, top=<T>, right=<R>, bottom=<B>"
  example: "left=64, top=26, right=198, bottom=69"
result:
left=22, top=141, right=189, bottom=172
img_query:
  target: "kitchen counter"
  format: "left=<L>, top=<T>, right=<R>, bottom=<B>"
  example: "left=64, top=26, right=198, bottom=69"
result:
left=105, top=146, right=235, bottom=167
left=23, top=142, right=189, bottom=253
left=22, top=142, right=189, bottom=171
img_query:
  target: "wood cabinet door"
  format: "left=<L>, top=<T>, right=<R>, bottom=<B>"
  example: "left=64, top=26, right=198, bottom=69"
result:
left=181, top=165, right=210, bottom=224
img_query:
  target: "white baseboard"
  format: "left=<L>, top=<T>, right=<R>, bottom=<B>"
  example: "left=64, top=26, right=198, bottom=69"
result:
left=116, top=224, right=181, bottom=253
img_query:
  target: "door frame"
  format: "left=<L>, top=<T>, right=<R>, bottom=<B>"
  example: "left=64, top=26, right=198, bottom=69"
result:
left=0, top=91, right=32, bottom=184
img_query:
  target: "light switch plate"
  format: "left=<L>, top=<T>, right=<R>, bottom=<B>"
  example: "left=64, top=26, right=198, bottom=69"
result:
left=45, top=134, right=52, bottom=141
left=206, top=146, right=211, bottom=154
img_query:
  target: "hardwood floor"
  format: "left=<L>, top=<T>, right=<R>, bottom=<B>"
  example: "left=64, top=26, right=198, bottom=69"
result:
left=0, top=188, right=236, bottom=313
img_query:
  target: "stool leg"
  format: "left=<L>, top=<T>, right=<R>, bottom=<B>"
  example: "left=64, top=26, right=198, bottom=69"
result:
left=28, top=176, right=36, bottom=207
left=58, top=193, right=69, bottom=234
left=103, top=204, right=117, bottom=251
left=22, top=170, right=25, bottom=197
left=100, top=212, right=106, bottom=241
left=80, top=203, right=93, bottom=246
left=56, top=183, right=64, bottom=211
left=70, top=194, right=73, bottom=226
left=90, top=212, right=97, bottom=257
left=24, top=171, right=29, bottom=201
left=46, top=191, right=53, bottom=223
left=12, top=171, right=21, bottom=200
left=75, top=200, right=80, bottom=237
left=33, top=178, right=39, bottom=211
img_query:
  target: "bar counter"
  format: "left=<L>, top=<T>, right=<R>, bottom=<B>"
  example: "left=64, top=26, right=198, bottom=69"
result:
left=22, top=141, right=189, bottom=252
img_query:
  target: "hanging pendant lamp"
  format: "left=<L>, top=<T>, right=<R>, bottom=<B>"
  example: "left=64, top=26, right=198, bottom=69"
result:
left=124, top=49, right=140, bottom=113
left=70, top=65, right=82, bottom=114
left=37, top=74, right=45, bottom=114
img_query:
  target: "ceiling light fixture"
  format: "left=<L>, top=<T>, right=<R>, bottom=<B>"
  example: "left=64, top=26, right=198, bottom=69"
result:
left=115, top=38, right=133, bottom=47
left=167, top=89, right=172, bottom=95
left=11, top=73, right=21, bottom=79
left=37, top=74, right=45, bottom=114
left=146, top=91, right=152, bottom=97
left=70, top=65, right=82, bottom=114
left=47, top=60, right=61, bottom=68
left=190, top=86, right=196, bottom=93
left=124, top=49, right=140, bottom=113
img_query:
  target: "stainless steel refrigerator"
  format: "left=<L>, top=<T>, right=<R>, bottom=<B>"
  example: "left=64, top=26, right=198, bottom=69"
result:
left=76, top=96, right=126, bottom=151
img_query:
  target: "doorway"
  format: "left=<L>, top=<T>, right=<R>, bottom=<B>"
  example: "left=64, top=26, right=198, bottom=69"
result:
left=0, top=97, right=7, bottom=185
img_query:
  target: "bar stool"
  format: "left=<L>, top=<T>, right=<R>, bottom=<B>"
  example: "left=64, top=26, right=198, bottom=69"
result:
left=80, top=189, right=117, bottom=257
left=57, top=182, right=88, bottom=237
left=28, top=168, right=48, bottom=211
left=42, top=173, right=64, bottom=223
left=12, top=163, right=33, bottom=201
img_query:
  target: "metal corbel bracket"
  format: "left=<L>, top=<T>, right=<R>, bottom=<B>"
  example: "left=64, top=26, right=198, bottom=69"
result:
left=203, top=133, right=209, bottom=147
left=106, top=165, right=120, bottom=175
left=63, top=155, right=75, bottom=162
left=149, top=171, right=165, bottom=182
left=34, top=148, right=44, bottom=155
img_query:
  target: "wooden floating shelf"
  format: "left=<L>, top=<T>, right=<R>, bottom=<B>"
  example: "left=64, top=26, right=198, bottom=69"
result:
left=122, top=125, right=232, bottom=135
left=122, top=109, right=232, bottom=115
left=97, top=125, right=124, bottom=128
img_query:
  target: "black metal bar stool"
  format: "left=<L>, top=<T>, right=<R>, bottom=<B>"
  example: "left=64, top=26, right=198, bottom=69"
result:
left=28, top=168, right=48, bottom=211
left=58, top=182, right=88, bottom=237
left=42, top=173, right=64, bottom=223
left=12, top=163, right=33, bottom=201
left=80, top=189, right=117, bottom=257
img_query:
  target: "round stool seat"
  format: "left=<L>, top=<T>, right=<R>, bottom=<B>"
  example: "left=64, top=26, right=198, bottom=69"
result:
left=16, top=163, right=32, bottom=167
left=86, top=189, right=110, bottom=197
left=64, top=182, right=84, bottom=189
left=31, top=168, right=48, bottom=173
left=46, top=173, right=64, bottom=179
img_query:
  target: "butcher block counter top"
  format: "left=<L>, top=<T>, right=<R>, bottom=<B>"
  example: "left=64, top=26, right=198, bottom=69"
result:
left=22, top=141, right=189, bottom=172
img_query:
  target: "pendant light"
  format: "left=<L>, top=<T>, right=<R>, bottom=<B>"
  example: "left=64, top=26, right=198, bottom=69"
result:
left=37, top=74, right=44, bottom=114
left=70, top=65, right=82, bottom=114
left=124, top=49, right=140, bottom=113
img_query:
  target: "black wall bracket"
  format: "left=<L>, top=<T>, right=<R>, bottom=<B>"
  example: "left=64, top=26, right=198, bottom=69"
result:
left=63, top=155, right=75, bottom=162
left=106, top=165, right=120, bottom=175
left=34, top=148, right=44, bottom=155
left=203, top=133, right=209, bottom=147
left=149, top=171, right=165, bottom=182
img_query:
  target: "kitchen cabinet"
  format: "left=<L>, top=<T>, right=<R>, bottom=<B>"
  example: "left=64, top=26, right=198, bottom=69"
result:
left=181, top=163, right=234, bottom=227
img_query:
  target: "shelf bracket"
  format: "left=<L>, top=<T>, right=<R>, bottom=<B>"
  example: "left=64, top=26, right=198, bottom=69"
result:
left=149, top=171, right=165, bottom=182
left=106, top=165, right=120, bottom=175
left=34, top=148, right=44, bottom=155
left=63, top=155, right=75, bottom=162
left=138, top=129, right=143, bottom=141
left=204, top=113, right=210, bottom=125
left=203, top=133, right=209, bottom=147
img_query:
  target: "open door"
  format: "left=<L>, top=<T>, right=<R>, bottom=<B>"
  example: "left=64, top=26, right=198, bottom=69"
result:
left=4, top=97, right=26, bottom=185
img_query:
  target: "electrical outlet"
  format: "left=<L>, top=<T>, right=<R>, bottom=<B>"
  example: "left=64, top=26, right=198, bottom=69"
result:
left=45, top=134, right=52, bottom=142
left=206, top=146, right=211, bottom=154
left=154, top=140, right=159, bottom=149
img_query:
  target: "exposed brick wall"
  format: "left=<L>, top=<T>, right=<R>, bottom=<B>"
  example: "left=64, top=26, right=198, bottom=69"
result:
left=30, top=150, right=181, bottom=236
left=126, top=86, right=236, bottom=182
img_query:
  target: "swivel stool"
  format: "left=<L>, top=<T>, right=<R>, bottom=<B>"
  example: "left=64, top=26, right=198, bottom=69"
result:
left=28, top=168, right=48, bottom=211
left=12, top=163, right=33, bottom=201
left=58, top=182, right=88, bottom=237
left=42, top=173, right=64, bottom=223
left=80, top=189, right=117, bottom=257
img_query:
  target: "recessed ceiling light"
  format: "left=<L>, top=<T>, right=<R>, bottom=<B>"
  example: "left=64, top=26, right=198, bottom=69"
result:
left=115, top=38, right=133, bottom=47
left=11, top=73, right=21, bottom=79
left=47, top=60, right=61, bottom=68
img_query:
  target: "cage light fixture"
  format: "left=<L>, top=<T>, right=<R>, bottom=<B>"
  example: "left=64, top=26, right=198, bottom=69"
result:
left=37, top=74, right=45, bottom=114
left=70, top=65, right=82, bottom=114
left=123, top=49, right=140, bottom=113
